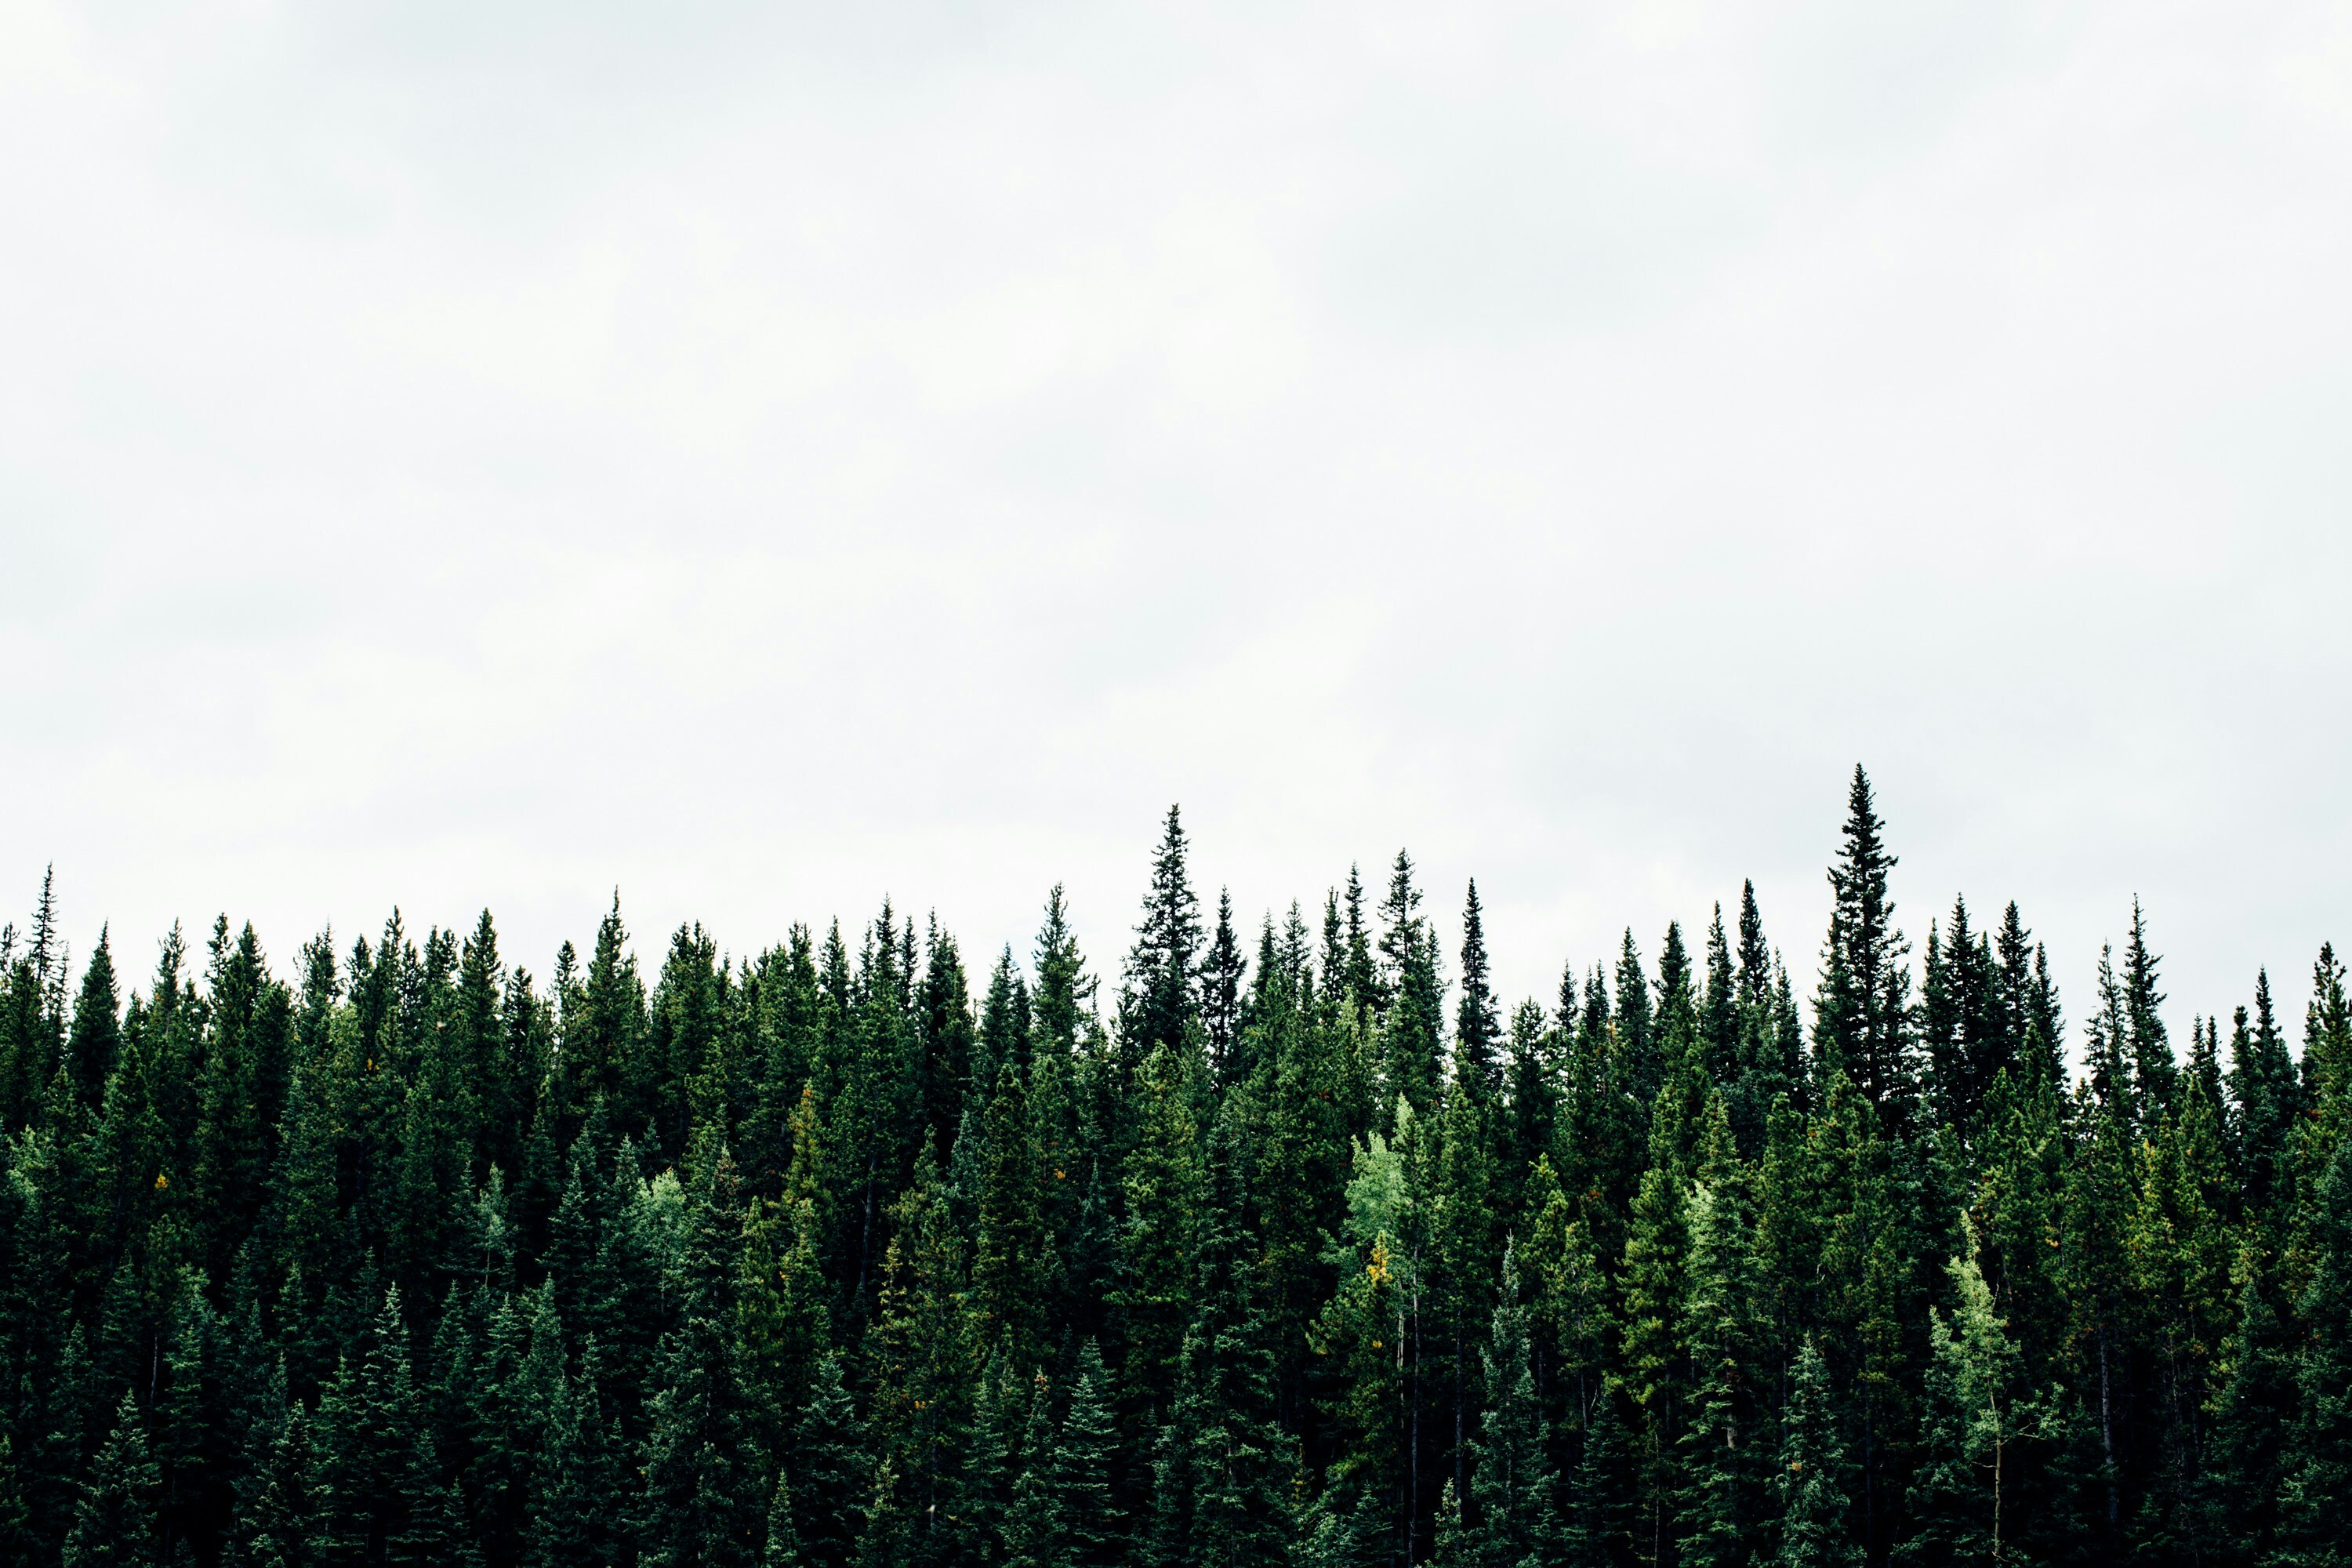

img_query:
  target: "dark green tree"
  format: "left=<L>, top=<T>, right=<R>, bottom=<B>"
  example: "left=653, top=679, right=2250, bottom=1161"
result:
left=63, top=1393, right=159, bottom=1568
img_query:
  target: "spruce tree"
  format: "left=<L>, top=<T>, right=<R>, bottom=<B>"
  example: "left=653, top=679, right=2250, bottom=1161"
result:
left=1047, top=1342, right=1124, bottom=1568
left=641, top=1137, right=763, bottom=1568
left=526, top=1339, right=631, bottom=1568
left=1774, top=1340, right=1858, bottom=1568
left=1897, top=1226, right=2039, bottom=1567
left=1120, top=807, right=1203, bottom=1078
left=1675, top=1097, right=1763, bottom=1568
left=1454, top=882, right=1501, bottom=1101
left=792, top=1355, right=869, bottom=1568
left=2279, top=1134, right=2352, bottom=1563
left=1469, top=1240, right=1562, bottom=1568
left=63, top=1392, right=160, bottom=1568
left=975, top=1064, right=1048, bottom=1370
left=1164, top=1117, right=1291, bottom=1568
left=1813, top=767, right=1914, bottom=1128
left=1563, top=1384, right=1635, bottom=1568
left=1203, top=891, right=1248, bottom=1090
left=66, top=927, right=121, bottom=1114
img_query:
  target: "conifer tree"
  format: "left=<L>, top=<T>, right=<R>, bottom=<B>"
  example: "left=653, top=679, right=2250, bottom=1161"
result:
left=763, top=1464, right=804, bottom=1568
left=1813, top=767, right=1914, bottom=1128
left=9, top=770, right=2350, bottom=1568
left=1163, top=1117, right=1291, bottom=1568
left=1454, top=882, right=1501, bottom=1101
left=1046, top=1342, right=1124, bottom=1568
left=1469, top=1240, right=1562, bottom=1568
left=66, top=927, right=120, bottom=1114
left=63, top=1393, right=159, bottom=1568
left=236, top=1392, right=317, bottom=1568
left=1115, top=1041, right=1203, bottom=1425
left=1121, top=808, right=1203, bottom=1080
left=1380, top=852, right=1445, bottom=1116
left=1676, top=1097, right=1764, bottom=1568
left=1614, top=932, right=1655, bottom=1105
left=975, top=1065, right=1048, bottom=1370
left=641, top=1137, right=764, bottom=1568
left=1203, top=891, right=1248, bottom=1090
left=1564, top=1383, right=1635, bottom=1568
left=2278, top=1134, right=2352, bottom=1563
left=526, top=1339, right=631, bottom=1568
left=792, top=1356, right=869, bottom=1568
left=307, top=1288, right=453, bottom=1567
left=866, top=1151, right=978, bottom=1568
left=1897, top=1225, right=2039, bottom=1566
left=1774, top=1340, right=1858, bottom=1568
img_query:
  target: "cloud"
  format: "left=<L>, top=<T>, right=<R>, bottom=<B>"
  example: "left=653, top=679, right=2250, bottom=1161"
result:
left=3, top=0, right=2347, bottom=1043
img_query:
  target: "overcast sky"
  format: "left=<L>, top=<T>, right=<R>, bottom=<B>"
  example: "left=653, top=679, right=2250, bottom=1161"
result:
left=5, top=1, right=2348, bottom=1052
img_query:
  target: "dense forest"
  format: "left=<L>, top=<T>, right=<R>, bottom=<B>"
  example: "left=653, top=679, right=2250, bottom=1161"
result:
left=2, top=768, right=2347, bottom=1567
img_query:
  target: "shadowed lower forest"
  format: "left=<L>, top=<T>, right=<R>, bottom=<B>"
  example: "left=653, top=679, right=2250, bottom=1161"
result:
left=3, top=768, right=2348, bottom=1568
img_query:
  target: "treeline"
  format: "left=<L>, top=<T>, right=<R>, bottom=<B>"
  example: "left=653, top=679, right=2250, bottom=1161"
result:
left=2, top=768, right=2349, bottom=1567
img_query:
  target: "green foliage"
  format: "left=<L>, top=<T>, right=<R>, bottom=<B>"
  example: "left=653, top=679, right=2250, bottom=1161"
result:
left=2, top=782, right=2342, bottom=1568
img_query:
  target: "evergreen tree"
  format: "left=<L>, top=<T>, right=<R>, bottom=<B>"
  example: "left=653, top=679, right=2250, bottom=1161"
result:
left=66, top=928, right=121, bottom=1114
left=1813, top=767, right=1915, bottom=1128
left=974, top=1065, right=1049, bottom=1370
left=1469, top=1240, right=1562, bottom=1568
left=1773, top=1340, right=1858, bottom=1568
left=1897, top=1225, right=2041, bottom=1567
left=1203, top=891, right=1249, bottom=1091
left=1454, top=882, right=1501, bottom=1101
left=641, top=1138, right=764, bottom=1568
left=1163, top=1117, right=1291, bottom=1568
left=1675, top=1098, right=1763, bottom=1568
left=792, top=1356, right=869, bottom=1568
left=1380, top=852, right=1446, bottom=1116
left=2279, top=1134, right=2352, bottom=1563
left=307, top=1289, right=455, bottom=1567
left=62, top=1392, right=160, bottom=1568
left=1046, top=1342, right=1124, bottom=1568
left=1121, top=808, right=1203, bottom=1077
left=3, top=773, right=2344, bottom=1568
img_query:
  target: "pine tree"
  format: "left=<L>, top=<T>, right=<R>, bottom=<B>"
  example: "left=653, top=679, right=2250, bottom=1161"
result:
left=307, top=1288, right=455, bottom=1567
left=1897, top=1224, right=2040, bottom=1567
left=1813, top=767, right=1915, bottom=1128
left=763, top=1464, right=804, bottom=1568
left=1564, top=1384, right=1635, bottom=1568
left=1164, top=1116, right=1292, bottom=1568
left=1469, top=1240, right=1562, bottom=1568
left=1004, top=1372, right=1058, bottom=1568
left=1675, top=1097, right=1764, bottom=1568
left=1121, top=807, right=1203, bottom=1078
left=1380, top=852, right=1445, bottom=1116
left=866, top=1151, right=978, bottom=1568
left=1454, top=882, right=1501, bottom=1101
left=1203, top=891, right=1249, bottom=1090
left=2278, top=1133, right=2352, bottom=1563
left=67, top=927, right=122, bottom=1114
left=2119, top=900, right=2173, bottom=1123
left=1114, top=1040, right=1203, bottom=1425
left=1312, top=1227, right=1405, bottom=1568
left=1773, top=1340, right=1858, bottom=1568
left=63, top=1392, right=161, bottom=1568
left=793, top=1355, right=870, bottom=1568
left=235, top=1392, right=317, bottom=1568
left=641, top=1137, right=764, bottom=1568
left=1618, top=1094, right=1688, bottom=1568
left=1047, top=1342, right=1124, bottom=1568
left=526, top=1339, right=631, bottom=1568
left=975, top=1065, right=1049, bottom=1370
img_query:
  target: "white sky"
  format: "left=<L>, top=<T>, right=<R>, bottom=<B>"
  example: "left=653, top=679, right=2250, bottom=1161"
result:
left=5, top=1, right=2350, bottom=1051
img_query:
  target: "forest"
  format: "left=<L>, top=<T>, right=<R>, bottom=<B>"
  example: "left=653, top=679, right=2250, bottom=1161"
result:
left=1, top=767, right=2347, bottom=1567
